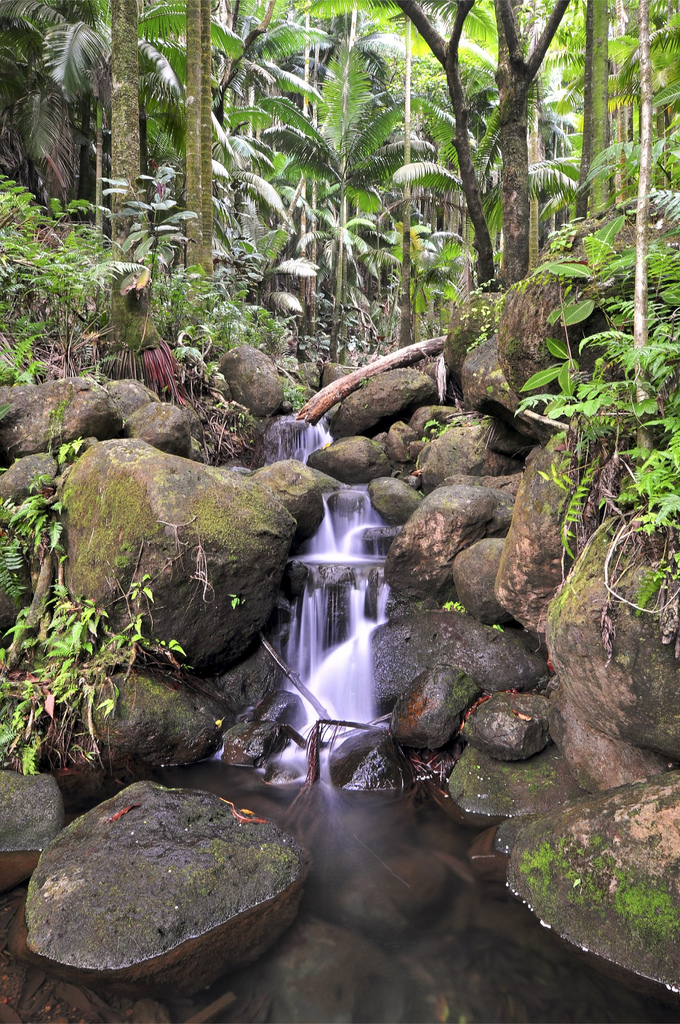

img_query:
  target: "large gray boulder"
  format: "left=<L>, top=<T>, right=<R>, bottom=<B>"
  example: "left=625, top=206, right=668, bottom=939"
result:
left=330, top=369, right=437, bottom=438
left=106, top=379, right=159, bottom=420
left=0, top=453, right=57, bottom=504
left=384, top=485, right=510, bottom=603
left=462, top=692, right=551, bottom=760
left=0, top=771, right=64, bottom=892
left=14, top=781, right=307, bottom=994
left=444, top=294, right=503, bottom=384
left=252, top=459, right=324, bottom=541
left=307, top=436, right=390, bottom=484
left=367, top=477, right=421, bottom=525
left=371, top=611, right=549, bottom=712
left=453, top=537, right=513, bottom=625
left=508, top=774, right=680, bottom=992
left=123, top=403, right=193, bottom=459
left=218, top=345, right=284, bottom=416
left=207, top=642, right=282, bottom=713
left=329, top=729, right=411, bottom=791
left=416, top=420, right=521, bottom=493
left=460, top=336, right=519, bottom=421
left=0, top=379, right=122, bottom=461
left=62, top=439, right=295, bottom=673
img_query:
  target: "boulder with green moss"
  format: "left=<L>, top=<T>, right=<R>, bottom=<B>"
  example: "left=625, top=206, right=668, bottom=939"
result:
left=15, top=781, right=307, bottom=994
left=495, top=437, right=573, bottom=633
left=330, top=369, right=438, bottom=439
left=62, top=439, right=295, bottom=673
left=0, top=771, right=64, bottom=892
left=106, top=380, right=159, bottom=421
left=218, top=345, right=283, bottom=417
left=368, top=477, right=421, bottom=525
left=453, top=538, right=513, bottom=625
left=460, top=337, right=520, bottom=423
left=0, top=453, right=57, bottom=504
left=508, top=773, right=680, bottom=992
left=444, top=294, right=503, bottom=385
left=391, top=665, right=481, bottom=748
left=416, top=420, right=521, bottom=494
left=0, top=379, right=122, bottom=462
left=307, top=436, right=390, bottom=484
left=252, top=459, right=324, bottom=541
left=547, top=522, right=680, bottom=760
left=123, top=403, right=193, bottom=458
left=92, top=670, right=225, bottom=767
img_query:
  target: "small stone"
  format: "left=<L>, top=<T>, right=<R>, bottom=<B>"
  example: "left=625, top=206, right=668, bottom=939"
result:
left=391, top=666, right=481, bottom=748
left=221, top=721, right=285, bottom=766
left=463, top=692, right=550, bottom=760
left=254, top=690, right=306, bottom=730
left=329, top=729, right=411, bottom=791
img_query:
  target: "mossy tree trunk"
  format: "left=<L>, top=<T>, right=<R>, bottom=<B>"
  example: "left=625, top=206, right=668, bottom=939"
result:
left=399, top=18, right=413, bottom=348
left=185, top=0, right=203, bottom=261
left=576, top=0, right=610, bottom=218
left=200, top=0, right=213, bottom=277
left=634, top=0, right=653, bottom=452
left=111, top=0, right=160, bottom=352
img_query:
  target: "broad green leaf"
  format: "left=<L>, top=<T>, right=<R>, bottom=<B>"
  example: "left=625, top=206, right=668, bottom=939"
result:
left=546, top=337, right=569, bottom=359
left=540, top=261, right=592, bottom=279
left=520, top=365, right=562, bottom=391
left=557, top=361, right=574, bottom=396
left=592, top=215, right=625, bottom=245
left=562, top=299, right=595, bottom=325
left=661, top=286, right=680, bottom=305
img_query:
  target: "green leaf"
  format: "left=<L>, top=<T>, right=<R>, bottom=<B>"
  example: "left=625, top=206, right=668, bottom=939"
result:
left=520, top=366, right=562, bottom=392
left=557, top=361, right=574, bottom=396
left=562, top=299, right=595, bottom=325
left=539, top=261, right=592, bottom=279
left=661, top=286, right=680, bottom=305
left=546, top=337, right=569, bottom=359
left=592, top=215, right=625, bottom=245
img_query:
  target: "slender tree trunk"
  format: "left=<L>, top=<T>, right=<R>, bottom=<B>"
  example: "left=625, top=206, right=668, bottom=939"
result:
left=529, top=100, right=540, bottom=268
left=634, top=0, right=653, bottom=451
left=77, top=98, right=91, bottom=202
left=200, top=0, right=213, bottom=276
left=577, top=0, right=609, bottom=217
left=615, top=0, right=629, bottom=202
left=399, top=18, right=413, bottom=347
left=185, top=0, right=203, bottom=261
left=95, top=100, right=103, bottom=235
left=139, top=105, right=148, bottom=178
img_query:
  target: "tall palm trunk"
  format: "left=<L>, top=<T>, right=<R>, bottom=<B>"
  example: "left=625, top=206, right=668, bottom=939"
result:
left=577, top=0, right=610, bottom=217
left=95, top=99, right=103, bottom=235
left=200, top=0, right=213, bottom=276
left=399, top=18, right=413, bottom=348
left=186, top=0, right=203, bottom=260
left=634, top=0, right=653, bottom=451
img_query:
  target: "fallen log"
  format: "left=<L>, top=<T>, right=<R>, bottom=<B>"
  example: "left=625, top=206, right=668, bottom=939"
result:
left=295, top=336, right=446, bottom=425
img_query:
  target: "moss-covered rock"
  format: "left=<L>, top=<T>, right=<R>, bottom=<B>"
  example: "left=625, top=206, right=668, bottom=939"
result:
left=307, top=436, right=390, bottom=484
left=371, top=611, right=549, bottom=712
left=93, top=671, right=225, bottom=767
left=384, top=420, right=418, bottom=466
left=495, top=438, right=573, bottom=633
left=0, top=453, right=57, bottom=504
left=62, top=439, right=295, bottom=673
left=252, top=459, right=324, bottom=541
left=416, top=420, right=521, bottom=494
left=123, top=403, right=193, bottom=458
left=0, top=379, right=122, bottom=462
left=0, top=771, right=64, bottom=892
left=106, top=379, right=159, bottom=421
left=391, top=666, right=481, bottom=748
left=218, top=345, right=284, bottom=417
left=330, top=369, right=438, bottom=439
left=448, top=745, right=584, bottom=825
left=508, top=773, right=680, bottom=991
left=444, top=294, right=503, bottom=385
left=17, top=781, right=307, bottom=994
left=547, top=523, right=680, bottom=760
left=453, top=538, right=513, bottom=625
left=460, top=336, right=519, bottom=422
left=367, top=477, right=421, bottom=525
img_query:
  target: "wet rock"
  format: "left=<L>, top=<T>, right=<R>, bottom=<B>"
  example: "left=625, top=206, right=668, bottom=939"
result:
left=362, top=525, right=401, bottom=557
left=406, top=473, right=421, bottom=489
left=443, top=471, right=523, bottom=496
left=62, top=439, right=295, bottom=673
left=495, top=438, right=573, bottom=633
left=93, top=671, right=224, bottom=768
left=365, top=566, right=383, bottom=620
left=385, top=420, right=418, bottom=465
left=282, top=560, right=309, bottom=600
left=329, top=729, right=411, bottom=791
left=453, top=538, right=514, bottom=625
left=384, top=485, right=503, bottom=603
left=131, top=998, right=171, bottom=1023
left=307, top=467, right=347, bottom=493
left=299, top=364, right=321, bottom=391
left=307, top=436, right=390, bottom=484
left=372, top=612, right=548, bottom=712
left=463, top=692, right=550, bottom=760
left=208, top=642, right=282, bottom=714
left=417, top=421, right=521, bottom=494
left=0, top=453, right=57, bottom=504
left=0, top=771, right=64, bottom=892
left=330, top=369, right=437, bottom=438
left=448, top=745, right=585, bottom=825
left=391, top=666, right=481, bottom=749
left=123, top=403, right=192, bottom=458
left=106, top=380, right=159, bottom=420
left=408, top=405, right=462, bottom=437
left=326, top=488, right=364, bottom=517
left=263, top=763, right=301, bottom=785
left=460, top=336, right=520, bottom=422
left=444, top=294, right=503, bottom=384
left=221, top=721, right=285, bottom=766
left=254, top=690, right=306, bottom=730
left=549, top=684, right=668, bottom=793
left=253, top=459, right=324, bottom=542
left=218, top=345, right=284, bottom=416
left=508, top=773, right=680, bottom=993
left=0, top=379, right=122, bottom=461
left=368, top=476, right=421, bottom=525
left=547, top=523, right=680, bottom=760
left=321, top=362, right=352, bottom=389
left=316, top=564, right=355, bottom=648
left=14, top=781, right=307, bottom=994
left=235, top=916, right=404, bottom=1024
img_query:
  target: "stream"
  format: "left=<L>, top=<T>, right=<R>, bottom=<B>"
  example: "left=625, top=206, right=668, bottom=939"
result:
left=148, top=417, right=678, bottom=1023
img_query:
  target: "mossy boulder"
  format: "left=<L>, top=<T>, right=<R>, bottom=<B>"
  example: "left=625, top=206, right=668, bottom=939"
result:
left=221, top=721, right=285, bottom=766
left=328, top=729, right=411, bottom=791
left=371, top=611, right=549, bottom=712
left=453, top=537, right=514, bottom=625
left=0, top=379, right=122, bottom=462
left=448, top=745, right=584, bottom=825
left=61, top=439, right=295, bottom=673
left=384, top=421, right=418, bottom=466
left=549, top=685, right=667, bottom=793
left=321, top=362, right=352, bottom=388
left=218, top=345, right=284, bottom=417
left=508, top=773, right=680, bottom=992
left=0, top=771, right=64, bottom=892
left=0, top=453, right=57, bottom=504
left=92, top=671, right=225, bottom=767
left=367, top=477, right=421, bottom=525
left=106, top=380, right=159, bottom=421
left=443, top=471, right=523, bottom=495
left=330, top=369, right=438, bottom=439
left=252, top=459, right=324, bottom=541
left=416, top=421, right=521, bottom=494
left=463, top=692, right=551, bottom=761
left=207, top=642, right=282, bottom=713
left=307, top=436, right=390, bottom=484
left=460, top=337, right=519, bottom=422
left=16, top=781, right=307, bottom=995
left=547, top=523, right=680, bottom=760
left=444, top=294, right=503, bottom=385
left=123, top=403, right=193, bottom=459
left=495, top=438, right=573, bottom=633
left=390, top=666, right=481, bottom=749
left=384, top=485, right=511, bottom=603
left=408, top=405, right=462, bottom=437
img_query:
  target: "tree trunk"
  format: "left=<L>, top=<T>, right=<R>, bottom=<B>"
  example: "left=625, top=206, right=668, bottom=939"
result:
left=185, top=0, right=203, bottom=261
left=634, top=0, right=653, bottom=451
left=200, top=0, right=213, bottom=276
left=529, top=100, right=540, bottom=268
left=577, top=0, right=610, bottom=217
left=77, top=98, right=91, bottom=202
left=95, top=100, right=103, bottom=235
left=399, top=18, right=413, bottom=347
